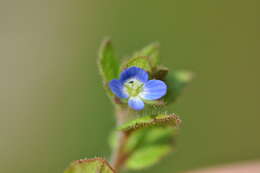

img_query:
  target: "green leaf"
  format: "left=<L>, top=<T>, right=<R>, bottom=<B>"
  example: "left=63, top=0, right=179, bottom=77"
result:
left=141, top=126, right=175, bottom=145
left=121, top=56, right=151, bottom=72
left=121, top=42, right=160, bottom=72
left=114, top=114, right=180, bottom=170
left=107, top=127, right=175, bottom=170
left=117, top=113, right=181, bottom=133
left=125, top=126, right=175, bottom=153
left=108, top=128, right=175, bottom=170
left=98, top=39, right=120, bottom=83
left=124, top=126, right=176, bottom=170
left=134, top=42, right=160, bottom=68
left=164, top=70, right=193, bottom=104
left=64, top=158, right=115, bottom=173
left=126, top=145, right=171, bottom=170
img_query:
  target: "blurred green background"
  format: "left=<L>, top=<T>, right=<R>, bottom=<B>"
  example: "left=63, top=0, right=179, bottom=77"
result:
left=1, top=0, right=259, bottom=173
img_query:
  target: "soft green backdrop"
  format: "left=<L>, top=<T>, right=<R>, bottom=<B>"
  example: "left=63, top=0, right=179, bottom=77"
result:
left=1, top=0, right=259, bottom=173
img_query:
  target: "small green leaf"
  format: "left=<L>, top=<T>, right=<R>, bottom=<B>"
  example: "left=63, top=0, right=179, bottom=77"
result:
left=121, top=56, right=151, bottom=72
left=118, top=113, right=181, bottom=133
left=164, top=70, right=193, bottom=104
left=126, top=145, right=171, bottom=170
left=125, top=126, right=175, bottom=153
left=108, top=128, right=175, bottom=170
left=134, top=42, right=160, bottom=68
left=98, top=39, right=120, bottom=83
left=142, top=126, right=175, bottom=145
left=64, top=158, right=115, bottom=173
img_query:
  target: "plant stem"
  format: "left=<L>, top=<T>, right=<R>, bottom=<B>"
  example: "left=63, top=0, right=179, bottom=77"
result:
left=112, top=131, right=129, bottom=171
left=111, top=106, right=131, bottom=172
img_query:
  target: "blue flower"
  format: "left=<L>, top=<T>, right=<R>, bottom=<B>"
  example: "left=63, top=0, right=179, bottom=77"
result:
left=109, top=66, right=167, bottom=110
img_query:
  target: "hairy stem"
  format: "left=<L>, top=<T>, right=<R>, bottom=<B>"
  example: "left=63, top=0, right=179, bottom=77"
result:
left=111, top=106, right=131, bottom=172
left=111, top=132, right=129, bottom=171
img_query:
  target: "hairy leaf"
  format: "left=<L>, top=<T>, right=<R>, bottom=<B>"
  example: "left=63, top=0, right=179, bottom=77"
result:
left=64, top=158, right=115, bottom=173
left=98, top=39, right=120, bottom=83
left=125, top=126, right=175, bottom=153
left=134, top=42, right=160, bottom=68
left=121, top=56, right=151, bottom=72
left=118, top=113, right=181, bottom=133
left=126, top=145, right=171, bottom=170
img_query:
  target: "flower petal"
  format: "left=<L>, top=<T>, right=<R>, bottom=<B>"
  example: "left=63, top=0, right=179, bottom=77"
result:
left=128, top=97, right=144, bottom=110
left=120, top=66, right=148, bottom=83
left=109, top=79, right=128, bottom=98
left=140, top=80, right=167, bottom=100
